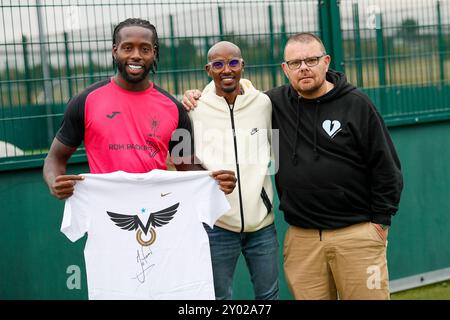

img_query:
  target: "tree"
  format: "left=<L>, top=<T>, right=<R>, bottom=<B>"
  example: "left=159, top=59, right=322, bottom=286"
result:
left=398, top=18, right=419, bottom=42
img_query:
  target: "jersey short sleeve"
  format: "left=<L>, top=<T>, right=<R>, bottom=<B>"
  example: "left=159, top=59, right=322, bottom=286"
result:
left=56, top=79, right=110, bottom=148
left=60, top=176, right=91, bottom=242
left=169, top=101, right=194, bottom=158
left=194, top=173, right=231, bottom=228
left=56, top=94, right=85, bottom=148
left=152, top=85, right=194, bottom=159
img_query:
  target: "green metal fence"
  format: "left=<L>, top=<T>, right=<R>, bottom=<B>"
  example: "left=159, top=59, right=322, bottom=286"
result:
left=338, top=0, right=450, bottom=124
left=1, top=0, right=450, bottom=300
left=0, top=0, right=449, bottom=168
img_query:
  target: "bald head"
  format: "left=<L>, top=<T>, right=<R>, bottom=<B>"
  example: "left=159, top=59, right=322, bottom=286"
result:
left=284, top=33, right=326, bottom=59
left=205, top=41, right=244, bottom=102
left=207, top=41, right=242, bottom=61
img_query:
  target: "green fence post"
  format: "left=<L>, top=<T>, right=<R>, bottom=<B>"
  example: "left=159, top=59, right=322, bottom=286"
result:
left=280, top=0, right=287, bottom=83
left=204, top=36, right=210, bottom=82
left=5, top=60, right=13, bottom=107
left=218, top=6, right=224, bottom=41
left=169, top=15, right=179, bottom=95
left=280, top=0, right=287, bottom=55
left=63, top=32, right=73, bottom=99
left=318, top=0, right=331, bottom=53
left=4, top=59, right=16, bottom=147
left=268, top=5, right=277, bottom=88
left=376, top=13, right=386, bottom=113
left=88, top=50, right=95, bottom=84
left=36, top=0, right=54, bottom=143
left=329, top=0, right=344, bottom=72
left=352, top=3, right=363, bottom=87
left=437, top=0, right=446, bottom=86
left=318, top=0, right=344, bottom=72
left=22, top=35, right=32, bottom=105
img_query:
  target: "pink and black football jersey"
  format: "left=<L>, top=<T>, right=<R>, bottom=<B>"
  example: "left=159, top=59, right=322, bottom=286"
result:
left=56, top=78, right=192, bottom=173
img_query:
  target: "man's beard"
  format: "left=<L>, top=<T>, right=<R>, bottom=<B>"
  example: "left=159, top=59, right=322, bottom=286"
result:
left=298, top=77, right=324, bottom=95
left=116, top=59, right=152, bottom=83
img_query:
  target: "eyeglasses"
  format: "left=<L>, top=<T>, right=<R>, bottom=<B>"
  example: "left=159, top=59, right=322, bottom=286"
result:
left=208, top=58, right=243, bottom=71
left=284, top=54, right=326, bottom=70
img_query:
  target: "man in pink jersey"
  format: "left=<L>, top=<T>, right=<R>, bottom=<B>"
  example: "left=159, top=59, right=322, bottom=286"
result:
left=43, top=18, right=236, bottom=200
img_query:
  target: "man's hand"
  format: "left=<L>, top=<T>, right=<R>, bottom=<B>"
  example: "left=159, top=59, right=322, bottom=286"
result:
left=49, top=175, right=84, bottom=200
left=181, top=89, right=202, bottom=111
left=210, top=170, right=237, bottom=195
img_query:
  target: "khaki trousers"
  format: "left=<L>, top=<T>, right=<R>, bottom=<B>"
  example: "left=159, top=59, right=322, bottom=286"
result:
left=283, top=222, right=390, bottom=300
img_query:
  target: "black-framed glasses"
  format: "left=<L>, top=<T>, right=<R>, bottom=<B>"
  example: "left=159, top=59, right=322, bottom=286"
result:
left=284, top=54, right=326, bottom=70
left=208, top=58, right=243, bottom=71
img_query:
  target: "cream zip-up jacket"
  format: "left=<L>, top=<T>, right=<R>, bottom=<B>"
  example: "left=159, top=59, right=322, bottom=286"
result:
left=189, top=79, right=274, bottom=232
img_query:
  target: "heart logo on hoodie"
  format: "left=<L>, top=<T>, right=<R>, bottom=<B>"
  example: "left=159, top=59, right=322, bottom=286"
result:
left=322, top=120, right=342, bottom=138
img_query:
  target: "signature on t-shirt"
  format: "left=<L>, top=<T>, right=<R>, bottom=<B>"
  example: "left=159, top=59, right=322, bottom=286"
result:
left=133, top=246, right=155, bottom=284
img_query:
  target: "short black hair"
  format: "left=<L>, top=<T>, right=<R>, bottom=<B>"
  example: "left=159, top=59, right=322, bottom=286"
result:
left=285, top=32, right=327, bottom=56
left=112, top=18, right=159, bottom=73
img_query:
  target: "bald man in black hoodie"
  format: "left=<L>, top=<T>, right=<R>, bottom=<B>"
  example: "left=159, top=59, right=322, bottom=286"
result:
left=266, top=33, right=403, bottom=300
left=182, top=33, right=403, bottom=300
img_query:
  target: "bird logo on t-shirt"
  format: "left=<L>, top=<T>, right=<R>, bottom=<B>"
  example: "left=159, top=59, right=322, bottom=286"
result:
left=107, top=203, right=179, bottom=246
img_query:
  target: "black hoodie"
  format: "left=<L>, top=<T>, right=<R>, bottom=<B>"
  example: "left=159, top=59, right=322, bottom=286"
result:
left=266, top=70, right=403, bottom=229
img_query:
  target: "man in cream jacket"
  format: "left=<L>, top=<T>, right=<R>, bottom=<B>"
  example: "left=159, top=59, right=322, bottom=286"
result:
left=189, top=41, right=278, bottom=300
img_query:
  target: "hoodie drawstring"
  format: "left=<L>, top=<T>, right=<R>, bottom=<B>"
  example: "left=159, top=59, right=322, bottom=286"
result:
left=291, top=98, right=301, bottom=166
left=313, top=101, right=320, bottom=161
left=292, top=97, right=321, bottom=165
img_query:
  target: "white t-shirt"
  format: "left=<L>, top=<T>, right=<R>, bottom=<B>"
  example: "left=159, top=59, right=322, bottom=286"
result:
left=61, top=170, right=230, bottom=300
